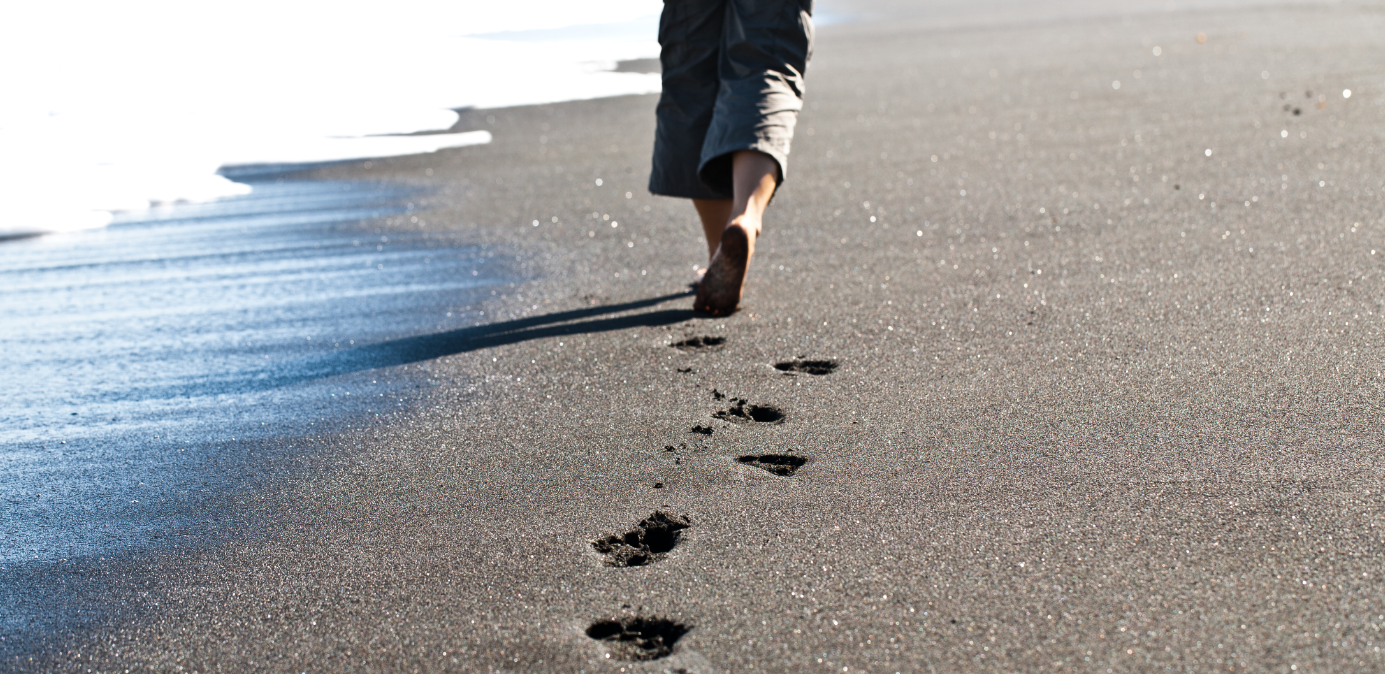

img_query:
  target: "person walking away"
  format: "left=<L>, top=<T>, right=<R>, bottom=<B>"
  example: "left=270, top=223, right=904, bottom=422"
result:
left=648, top=0, right=814, bottom=315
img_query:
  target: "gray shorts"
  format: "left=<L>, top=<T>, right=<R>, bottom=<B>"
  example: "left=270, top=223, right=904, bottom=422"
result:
left=648, top=0, right=814, bottom=200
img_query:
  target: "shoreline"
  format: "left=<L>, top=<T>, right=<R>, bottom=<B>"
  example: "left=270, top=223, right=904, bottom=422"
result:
left=0, top=174, right=508, bottom=571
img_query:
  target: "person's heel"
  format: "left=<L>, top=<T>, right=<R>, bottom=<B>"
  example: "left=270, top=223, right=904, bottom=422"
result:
left=694, top=223, right=751, bottom=315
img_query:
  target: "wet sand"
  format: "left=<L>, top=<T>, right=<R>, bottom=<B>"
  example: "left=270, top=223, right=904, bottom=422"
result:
left=8, top=1, right=1385, bottom=671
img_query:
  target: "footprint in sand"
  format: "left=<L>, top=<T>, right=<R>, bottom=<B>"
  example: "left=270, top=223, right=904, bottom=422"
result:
left=712, top=398, right=785, bottom=424
left=736, top=454, right=808, bottom=477
left=592, top=511, right=692, bottom=567
left=773, top=358, right=838, bottom=375
left=586, top=616, right=691, bottom=661
left=671, top=335, right=726, bottom=351
left=664, top=444, right=687, bottom=466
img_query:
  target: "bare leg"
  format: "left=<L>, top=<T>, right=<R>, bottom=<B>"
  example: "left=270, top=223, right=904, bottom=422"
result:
left=692, top=151, right=779, bottom=314
left=692, top=199, right=732, bottom=263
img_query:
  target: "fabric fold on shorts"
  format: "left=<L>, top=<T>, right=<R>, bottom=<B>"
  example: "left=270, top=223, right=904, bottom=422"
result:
left=649, top=0, right=813, bottom=200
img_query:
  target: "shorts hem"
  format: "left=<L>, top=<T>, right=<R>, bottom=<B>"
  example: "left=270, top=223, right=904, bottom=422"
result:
left=697, top=142, right=789, bottom=196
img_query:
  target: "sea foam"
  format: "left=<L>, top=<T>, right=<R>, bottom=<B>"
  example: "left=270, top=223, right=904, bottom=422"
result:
left=0, top=1, right=661, bottom=237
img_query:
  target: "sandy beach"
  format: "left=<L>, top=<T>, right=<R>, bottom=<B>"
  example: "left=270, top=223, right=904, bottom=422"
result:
left=7, top=1, right=1385, bottom=671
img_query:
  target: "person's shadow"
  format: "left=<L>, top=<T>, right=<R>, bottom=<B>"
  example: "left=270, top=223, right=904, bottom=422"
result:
left=317, top=289, right=701, bottom=378
left=163, top=290, right=702, bottom=399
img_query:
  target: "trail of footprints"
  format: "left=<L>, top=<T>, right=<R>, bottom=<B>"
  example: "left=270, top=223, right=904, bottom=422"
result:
left=584, top=336, right=838, bottom=662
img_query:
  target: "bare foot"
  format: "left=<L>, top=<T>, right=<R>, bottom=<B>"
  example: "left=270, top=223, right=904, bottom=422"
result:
left=694, top=221, right=754, bottom=315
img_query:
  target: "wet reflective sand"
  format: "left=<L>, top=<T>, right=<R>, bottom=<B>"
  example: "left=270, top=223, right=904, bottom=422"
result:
left=1, top=176, right=504, bottom=569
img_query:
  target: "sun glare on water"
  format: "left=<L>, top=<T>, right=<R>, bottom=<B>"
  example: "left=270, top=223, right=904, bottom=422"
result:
left=0, top=1, right=662, bottom=236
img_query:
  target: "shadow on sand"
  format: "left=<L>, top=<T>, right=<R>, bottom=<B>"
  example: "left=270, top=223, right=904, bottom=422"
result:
left=288, top=289, right=702, bottom=385
left=79, top=291, right=703, bottom=420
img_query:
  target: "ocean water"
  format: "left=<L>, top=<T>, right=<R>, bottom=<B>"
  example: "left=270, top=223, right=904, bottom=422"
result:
left=0, top=173, right=513, bottom=565
left=0, top=1, right=662, bottom=237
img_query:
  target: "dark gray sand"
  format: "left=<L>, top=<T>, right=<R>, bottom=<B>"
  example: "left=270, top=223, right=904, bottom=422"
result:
left=9, top=1, right=1385, bottom=671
